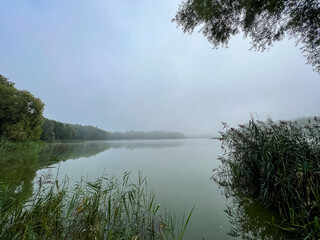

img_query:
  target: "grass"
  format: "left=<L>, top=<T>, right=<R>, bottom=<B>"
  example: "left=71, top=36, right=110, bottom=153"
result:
left=0, top=172, right=193, bottom=240
left=213, top=117, right=320, bottom=239
left=0, top=140, right=46, bottom=152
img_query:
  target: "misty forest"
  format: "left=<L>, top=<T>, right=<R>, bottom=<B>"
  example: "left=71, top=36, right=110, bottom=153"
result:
left=0, top=1, right=320, bottom=240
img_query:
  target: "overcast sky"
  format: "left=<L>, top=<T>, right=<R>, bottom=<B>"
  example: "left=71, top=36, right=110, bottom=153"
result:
left=0, top=0, right=319, bottom=135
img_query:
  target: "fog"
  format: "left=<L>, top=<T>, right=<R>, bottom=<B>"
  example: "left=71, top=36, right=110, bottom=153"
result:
left=0, top=0, right=319, bottom=135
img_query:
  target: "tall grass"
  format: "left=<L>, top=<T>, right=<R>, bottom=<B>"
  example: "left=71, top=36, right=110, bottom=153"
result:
left=0, top=140, right=45, bottom=152
left=213, top=117, right=320, bottom=239
left=0, top=172, right=192, bottom=240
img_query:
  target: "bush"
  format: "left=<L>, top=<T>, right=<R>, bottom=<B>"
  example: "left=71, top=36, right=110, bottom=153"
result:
left=213, top=117, right=320, bottom=238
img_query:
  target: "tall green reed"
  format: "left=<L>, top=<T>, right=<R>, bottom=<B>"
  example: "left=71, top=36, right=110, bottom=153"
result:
left=0, top=172, right=192, bottom=240
left=213, top=117, right=320, bottom=238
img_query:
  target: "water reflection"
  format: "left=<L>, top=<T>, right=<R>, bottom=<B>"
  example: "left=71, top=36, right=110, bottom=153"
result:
left=213, top=182, right=297, bottom=240
left=225, top=196, right=289, bottom=240
left=38, top=141, right=112, bottom=163
left=0, top=140, right=182, bottom=203
left=39, top=140, right=182, bottom=163
left=0, top=149, right=40, bottom=203
left=106, top=140, right=182, bottom=150
left=0, top=139, right=297, bottom=239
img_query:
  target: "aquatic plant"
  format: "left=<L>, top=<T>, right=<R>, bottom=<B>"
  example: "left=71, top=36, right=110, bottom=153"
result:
left=0, top=172, right=192, bottom=239
left=213, top=117, right=320, bottom=238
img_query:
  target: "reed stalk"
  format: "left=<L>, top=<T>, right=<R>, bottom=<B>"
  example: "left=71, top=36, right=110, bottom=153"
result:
left=213, top=117, right=320, bottom=238
left=0, top=172, right=191, bottom=240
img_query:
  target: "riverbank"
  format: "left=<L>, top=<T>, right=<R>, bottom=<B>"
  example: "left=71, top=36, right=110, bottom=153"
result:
left=0, top=140, right=46, bottom=152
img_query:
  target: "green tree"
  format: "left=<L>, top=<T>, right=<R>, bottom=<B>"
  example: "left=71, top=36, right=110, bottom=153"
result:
left=71, top=124, right=109, bottom=140
left=53, top=121, right=65, bottom=140
left=0, top=75, right=44, bottom=141
left=64, top=124, right=75, bottom=140
left=173, top=0, right=320, bottom=72
left=40, top=119, right=55, bottom=142
left=50, top=120, right=75, bottom=141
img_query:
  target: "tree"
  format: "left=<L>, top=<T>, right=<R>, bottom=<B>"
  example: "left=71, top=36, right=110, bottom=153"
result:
left=46, top=120, right=76, bottom=141
left=71, top=124, right=108, bottom=140
left=53, top=121, right=65, bottom=140
left=64, top=124, right=75, bottom=140
left=173, top=0, right=320, bottom=73
left=40, top=119, right=55, bottom=142
left=0, top=75, right=44, bottom=141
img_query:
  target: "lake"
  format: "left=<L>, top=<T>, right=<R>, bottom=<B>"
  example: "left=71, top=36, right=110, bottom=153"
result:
left=1, top=139, right=288, bottom=239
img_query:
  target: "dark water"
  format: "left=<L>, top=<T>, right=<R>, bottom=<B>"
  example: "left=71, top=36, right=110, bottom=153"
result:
left=0, top=139, right=288, bottom=239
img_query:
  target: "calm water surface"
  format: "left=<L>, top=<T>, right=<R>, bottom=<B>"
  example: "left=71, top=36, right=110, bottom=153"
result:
left=1, top=139, right=288, bottom=240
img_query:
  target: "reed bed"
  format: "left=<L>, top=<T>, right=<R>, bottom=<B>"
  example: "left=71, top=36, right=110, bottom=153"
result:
left=0, top=140, right=45, bottom=152
left=0, top=172, right=192, bottom=240
left=213, top=117, right=320, bottom=239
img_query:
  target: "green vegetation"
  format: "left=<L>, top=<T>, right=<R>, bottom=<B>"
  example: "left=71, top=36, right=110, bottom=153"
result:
left=72, top=124, right=109, bottom=140
left=213, top=117, right=320, bottom=238
left=40, top=118, right=92, bottom=142
left=0, top=140, right=45, bottom=152
left=0, top=172, right=192, bottom=240
left=41, top=119, right=109, bottom=142
left=108, top=131, right=186, bottom=140
left=0, top=75, right=44, bottom=142
left=41, top=118, right=186, bottom=142
left=174, top=0, right=320, bottom=73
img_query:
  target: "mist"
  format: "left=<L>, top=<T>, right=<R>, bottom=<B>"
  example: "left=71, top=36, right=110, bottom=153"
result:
left=0, top=0, right=319, bottom=135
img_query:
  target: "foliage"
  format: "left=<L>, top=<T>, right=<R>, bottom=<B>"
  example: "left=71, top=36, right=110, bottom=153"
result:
left=0, top=173, right=192, bottom=240
left=41, top=119, right=186, bottom=142
left=0, top=140, right=45, bottom=152
left=173, top=0, right=320, bottom=73
left=41, top=119, right=76, bottom=142
left=213, top=117, right=320, bottom=238
left=40, top=118, right=55, bottom=142
left=54, top=122, right=75, bottom=141
left=41, top=119, right=109, bottom=142
left=71, top=124, right=108, bottom=141
left=0, top=75, right=44, bottom=141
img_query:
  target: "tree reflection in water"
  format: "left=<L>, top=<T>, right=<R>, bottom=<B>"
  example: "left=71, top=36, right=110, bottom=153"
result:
left=0, top=148, right=41, bottom=204
left=216, top=184, right=299, bottom=240
left=0, top=142, right=111, bottom=205
left=0, top=140, right=183, bottom=206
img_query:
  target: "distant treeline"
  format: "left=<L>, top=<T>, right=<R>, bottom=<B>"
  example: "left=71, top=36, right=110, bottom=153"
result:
left=108, top=131, right=186, bottom=140
left=1, top=74, right=185, bottom=143
left=41, top=119, right=186, bottom=142
left=40, top=119, right=109, bottom=142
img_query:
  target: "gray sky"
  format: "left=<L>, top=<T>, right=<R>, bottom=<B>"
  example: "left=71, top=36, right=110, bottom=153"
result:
left=0, top=0, right=319, bottom=135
